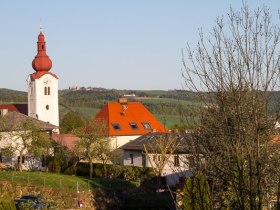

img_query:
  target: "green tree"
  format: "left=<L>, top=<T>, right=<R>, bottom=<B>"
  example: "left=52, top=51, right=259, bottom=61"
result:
left=182, top=172, right=211, bottom=210
left=182, top=3, right=280, bottom=209
left=75, top=119, right=110, bottom=179
left=60, top=111, right=85, bottom=134
left=1, top=120, right=52, bottom=172
left=49, top=144, right=74, bottom=173
left=94, top=138, right=119, bottom=177
left=28, top=131, right=52, bottom=171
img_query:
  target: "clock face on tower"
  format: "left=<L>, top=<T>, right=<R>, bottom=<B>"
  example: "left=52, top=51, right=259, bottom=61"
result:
left=43, top=77, right=51, bottom=85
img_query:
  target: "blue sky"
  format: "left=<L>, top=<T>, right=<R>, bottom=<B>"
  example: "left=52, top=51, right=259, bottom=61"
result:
left=0, top=1, right=279, bottom=91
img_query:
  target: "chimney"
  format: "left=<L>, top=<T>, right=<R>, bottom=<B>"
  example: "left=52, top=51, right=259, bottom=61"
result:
left=0, top=109, right=8, bottom=116
left=118, top=98, right=127, bottom=104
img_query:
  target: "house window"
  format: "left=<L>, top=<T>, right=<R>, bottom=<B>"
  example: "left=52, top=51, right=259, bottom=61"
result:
left=188, top=156, right=195, bottom=168
left=153, top=155, right=157, bottom=162
left=18, top=156, right=25, bottom=163
left=142, top=154, right=146, bottom=167
left=46, top=105, right=49, bottom=110
left=130, top=154, right=134, bottom=164
left=153, top=155, right=161, bottom=162
left=174, top=155, right=179, bottom=167
left=142, top=122, right=151, bottom=130
left=112, top=123, right=121, bottom=131
left=48, top=87, right=51, bottom=95
left=42, top=155, right=46, bottom=167
left=129, top=123, right=139, bottom=130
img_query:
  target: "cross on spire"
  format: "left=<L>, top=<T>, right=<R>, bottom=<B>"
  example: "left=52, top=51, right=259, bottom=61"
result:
left=40, top=18, right=43, bottom=32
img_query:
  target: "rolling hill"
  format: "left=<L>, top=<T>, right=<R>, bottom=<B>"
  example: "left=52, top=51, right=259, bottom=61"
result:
left=0, top=88, right=201, bottom=128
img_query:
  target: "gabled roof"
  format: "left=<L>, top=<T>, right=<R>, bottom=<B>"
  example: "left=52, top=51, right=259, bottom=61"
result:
left=95, top=99, right=168, bottom=136
left=121, top=132, right=164, bottom=151
left=0, top=111, right=58, bottom=131
left=120, top=132, right=190, bottom=153
left=52, top=134, right=79, bottom=150
left=0, top=104, right=28, bottom=115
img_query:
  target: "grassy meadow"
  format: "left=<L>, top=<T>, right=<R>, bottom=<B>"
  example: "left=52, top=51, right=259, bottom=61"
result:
left=0, top=171, right=139, bottom=191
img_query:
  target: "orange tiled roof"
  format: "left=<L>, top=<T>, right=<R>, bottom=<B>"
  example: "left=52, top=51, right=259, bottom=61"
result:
left=31, top=71, right=58, bottom=79
left=95, top=100, right=168, bottom=136
left=52, top=133, right=80, bottom=150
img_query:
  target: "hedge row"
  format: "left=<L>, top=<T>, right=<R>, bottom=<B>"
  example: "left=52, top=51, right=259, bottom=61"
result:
left=64, top=162, right=154, bottom=181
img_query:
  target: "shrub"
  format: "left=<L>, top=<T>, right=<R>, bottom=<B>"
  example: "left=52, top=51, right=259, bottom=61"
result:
left=63, top=165, right=75, bottom=175
left=48, top=157, right=62, bottom=173
left=74, top=162, right=153, bottom=181
left=0, top=201, right=16, bottom=210
left=75, top=162, right=89, bottom=177
left=94, top=168, right=103, bottom=177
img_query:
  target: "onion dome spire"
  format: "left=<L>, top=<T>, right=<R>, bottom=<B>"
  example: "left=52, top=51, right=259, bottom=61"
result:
left=32, top=28, right=52, bottom=72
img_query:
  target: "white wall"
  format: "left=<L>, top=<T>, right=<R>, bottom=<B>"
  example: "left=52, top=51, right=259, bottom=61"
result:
left=123, top=150, right=144, bottom=166
left=109, top=135, right=141, bottom=149
left=0, top=131, right=50, bottom=170
left=122, top=150, right=193, bottom=185
left=27, top=74, right=59, bottom=127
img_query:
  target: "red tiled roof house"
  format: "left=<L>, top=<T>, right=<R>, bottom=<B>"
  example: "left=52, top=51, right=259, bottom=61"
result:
left=94, top=98, right=168, bottom=148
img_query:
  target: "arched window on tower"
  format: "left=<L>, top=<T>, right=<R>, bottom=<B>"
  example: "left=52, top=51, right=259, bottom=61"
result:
left=44, top=87, right=51, bottom=95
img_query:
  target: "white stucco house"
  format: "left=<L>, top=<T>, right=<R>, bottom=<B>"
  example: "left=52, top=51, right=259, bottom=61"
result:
left=120, top=132, right=194, bottom=186
left=0, top=110, right=58, bottom=170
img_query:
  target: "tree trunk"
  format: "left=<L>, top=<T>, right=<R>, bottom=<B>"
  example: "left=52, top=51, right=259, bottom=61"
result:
left=73, top=161, right=78, bottom=176
left=157, top=175, right=162, bottom=188
left=18, top=150, right=24, bottom=172
left=89, top=159, right=93, bottom=179
left=103, top=162, right=107, bottom=177
left=277, top=176, right=280, bottom=210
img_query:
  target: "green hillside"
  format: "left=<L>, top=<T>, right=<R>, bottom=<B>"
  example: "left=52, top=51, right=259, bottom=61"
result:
left=4, top=87, right=280, bottom=128
left=0, top=88, right=201, bottom=128
left=0, top=88, right=27, bottom=103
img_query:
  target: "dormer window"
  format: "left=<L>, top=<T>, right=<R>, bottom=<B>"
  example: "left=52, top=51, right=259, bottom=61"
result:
left=142, top=122, right=151, bottom=130
left=129, top=123, right=139, bottom=130
left=112, top=123, right=121, bottom=131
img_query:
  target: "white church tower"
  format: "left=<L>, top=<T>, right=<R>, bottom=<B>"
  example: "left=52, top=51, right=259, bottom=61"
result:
left=27, top=28, right=59, bottom=127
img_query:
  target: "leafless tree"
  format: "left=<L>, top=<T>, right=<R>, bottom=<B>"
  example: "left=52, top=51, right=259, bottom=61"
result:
left=143, top=133, right=179, bottom=186
left=182, top=3, right=280, bottom=209
left=75, top=119, right=114, bottom=179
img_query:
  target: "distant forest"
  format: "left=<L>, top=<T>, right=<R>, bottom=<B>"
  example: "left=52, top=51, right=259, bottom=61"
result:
left=1, top=88, right=280, bottom=124
left=0, top=88, right=199, bottom=127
